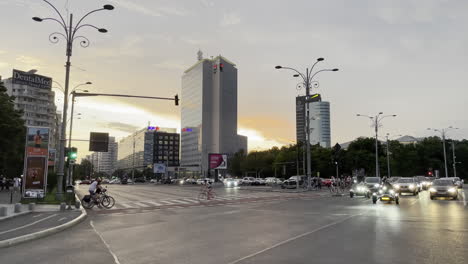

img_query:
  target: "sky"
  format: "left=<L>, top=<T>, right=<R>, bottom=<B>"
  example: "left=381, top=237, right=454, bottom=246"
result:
left=1, top=0, right=467, bottom=160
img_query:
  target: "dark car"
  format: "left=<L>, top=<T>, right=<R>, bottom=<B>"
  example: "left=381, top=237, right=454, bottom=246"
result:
left=364, top=177, right=382, bottom=193
left=121, top=178, right=128, bottom=184
left=134, top=177, right=146, bottom=183
left=429, top=179, right=459, bottom=200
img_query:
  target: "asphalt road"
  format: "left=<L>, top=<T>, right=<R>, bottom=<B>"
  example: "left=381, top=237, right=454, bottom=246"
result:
left=0, top=185, right=466, bottom=264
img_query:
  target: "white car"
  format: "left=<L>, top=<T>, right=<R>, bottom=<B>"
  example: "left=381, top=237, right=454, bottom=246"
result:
left=241, top=177, right=256, bottom=185
left=254, top=178, right=266, bottom=185
left=394, top=177, right=419, bottom=196
left=265, top=177, right=282, bottom=185
left=109, top=179, right=121, bottom=184
left=197, top=178, right=213, bottom=185
left=448, top=177, right=464, bottom=189
left=224, top=178, right=239, bottom=188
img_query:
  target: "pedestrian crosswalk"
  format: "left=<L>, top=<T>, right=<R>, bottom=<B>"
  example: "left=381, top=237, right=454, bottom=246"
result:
left=109, top=194, right=285, bottom=211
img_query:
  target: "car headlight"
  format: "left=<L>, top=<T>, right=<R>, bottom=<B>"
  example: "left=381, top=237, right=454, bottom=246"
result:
left=372, top=192, right=377, bottom=196
left=354, top=180, right=357, bottom=183
left=357, top=187, right=363, bottom=192
left=429, top=188, right=436, bottom=192
left=374, top=184, right=379, bottom=188
left=234, top=182, right=238, bottom=186
left=448, top=188, right=456, bottom=193
left=379, top=190, right=383, bottom=194
left=390, top=190, right=395, bottom=194
left=409, top=184, right=415, bottom=189
left=394, top=184, right=400, bottom=189
left=383, top=186, right=387, bottom=191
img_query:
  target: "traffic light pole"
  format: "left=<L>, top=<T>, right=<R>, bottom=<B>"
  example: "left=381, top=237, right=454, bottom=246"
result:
left=67, top=92, right=76, bottom=186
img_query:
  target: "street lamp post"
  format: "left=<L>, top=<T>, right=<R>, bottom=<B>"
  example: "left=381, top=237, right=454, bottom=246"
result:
left=357, top=113, right=396, bottom=178
left=385, top=133, right=402, bottom=178
left=275, top=59, right=338, bottom=190
left=427, top=127, right=458, bottom=178
left=451, top=141, right=457, bottom=178
left=33, top=0, right=114, bottom=198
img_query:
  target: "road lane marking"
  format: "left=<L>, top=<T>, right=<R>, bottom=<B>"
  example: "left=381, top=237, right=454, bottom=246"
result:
left=145, top=201, right=163, bottom=206
left=160, top=200, right=175, bottom=205
left=32, top=214, right=43, bottom=218
left=171, top=199, right=191, bottom=204
left=0, top=214, right=57, bottom=235
left=90, top=221, right=121, bottom=264
left=58, top=217, right=67, bottom=222
left=462, top=191, right=467, bottom=206
left=118, top=203, right=134, bottom=208
left=227, top=214, right=360, bottom=264
left=133, top=202, right=151, bottom=207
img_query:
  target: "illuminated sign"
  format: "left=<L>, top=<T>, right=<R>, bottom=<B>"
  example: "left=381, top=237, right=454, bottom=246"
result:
left=148, top=126, right=160, bottom=131
left=182, top=128, right=193, bottom=132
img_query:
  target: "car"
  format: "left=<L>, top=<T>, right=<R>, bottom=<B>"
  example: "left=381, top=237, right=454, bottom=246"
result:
left=349, top=182, right=371, bottom=198
left=414, top=176, right=426, bottom=191
left=241, top=177, right=256, bottom=185
left=184, top=178, right=197, bottom=184
left=429, top=179, right=459, bottom=200
left=109, top=178, right=121, bottom=184
left=420, top=177, right=434, bottom=190
left=150, top=179, right=158, bottom=183
left=372, top=183, right=399, bottom=204
left=134, top=177, right=146, bottom=183
left=102, top=178, right=110, bottom=184
left=197, top=178, right=213, bottom=185
left=394, top=177, right=419, bottom=195
left=281, top=176, right=304, bottom=189
left=265, top=177, right=282, bottom=185
left=388, top=177, right=400, bottom=183
left=254, top=178, right=266, bottom=185
left=224, top=178, right=239, bottom=188
left=448, top=177, right=464, bottom=189
left=364, top=177, right=382, bottom=194
left=321, top=178, right=332, bottom=187
left=79, top=180, right=91, bottom=185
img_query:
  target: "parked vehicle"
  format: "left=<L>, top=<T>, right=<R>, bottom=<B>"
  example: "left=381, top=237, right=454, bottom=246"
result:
left=224, top=178, right=239, bottom=188
left=109, top=178, right=121, bottom=184
left=79, top=180, right=91, bottom=185
left=321, top=178, right=332, bottom=187
left=254, top=178, right=266, bottom=186
left=196, top=178, right=213, bottom=185
left=265, top=177, right=283, bottom=185
left=281, top=176, right=304, bottom=189
left=134, top=177, right=146, bottom=183
left=241, top=177, right=256, bottom=185
left=429, top=179, right=459, bottom=200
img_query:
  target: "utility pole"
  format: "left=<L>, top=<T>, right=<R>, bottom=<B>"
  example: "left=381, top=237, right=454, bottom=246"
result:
left=132, top=133, right=135, bottom=181
left=452, top=141, right=457, bottom=178
left=428, top=127, right=458, bottom=178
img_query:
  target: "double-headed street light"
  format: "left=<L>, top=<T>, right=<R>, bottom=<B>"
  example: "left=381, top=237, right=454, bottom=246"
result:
left=275, top=58, right=339, bottom=190
left=356, top=113, right=397, bottom=178
left=427, top=126, right=458, bottom=178
left=33, top=0, right=113, bottom=198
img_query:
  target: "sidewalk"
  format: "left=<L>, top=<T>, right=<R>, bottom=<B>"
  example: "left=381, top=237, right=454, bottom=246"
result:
left=0, top=190, right=21, bottom=205
left=0, top=191, right=87, bottom=248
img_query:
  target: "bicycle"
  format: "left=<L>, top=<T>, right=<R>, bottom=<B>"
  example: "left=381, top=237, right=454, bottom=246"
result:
left=198, top=186, right=216, bottom=201
left=81, top=189, right=115, bottom=209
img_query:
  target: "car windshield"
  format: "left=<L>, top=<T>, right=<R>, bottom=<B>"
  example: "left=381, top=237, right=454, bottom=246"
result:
left=433, top=180, right=453, bottom=186
left=365, top=178, right=380, bottom=183
left=397, top=178, right=414, bottom=183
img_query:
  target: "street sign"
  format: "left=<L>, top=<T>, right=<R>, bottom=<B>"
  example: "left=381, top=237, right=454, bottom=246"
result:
left=89, top=132, right=109, bottom=152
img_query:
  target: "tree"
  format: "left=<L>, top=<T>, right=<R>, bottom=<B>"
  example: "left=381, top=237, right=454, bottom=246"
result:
left=0, top=81, right=26, bottom=178
left=74, top=159, right=93, bottom=180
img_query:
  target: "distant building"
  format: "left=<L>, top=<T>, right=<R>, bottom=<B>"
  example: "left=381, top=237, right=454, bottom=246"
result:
left=296, top=94, right=331, bottom=148
left=117, top=127, right=180, bottom=172
left=181, top=53, right=248, bottom=176
left=3, top=69, right=60, bottom=149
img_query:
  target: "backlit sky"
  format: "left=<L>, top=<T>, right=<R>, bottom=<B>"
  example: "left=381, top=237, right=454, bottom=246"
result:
left=1, top=0, right=467, bottom=160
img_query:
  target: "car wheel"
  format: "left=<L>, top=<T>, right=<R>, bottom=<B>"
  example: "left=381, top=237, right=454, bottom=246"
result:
left=366, top=192, right=371, bottom=199
left=413, top=191, right=417, bottom=196
left=430, top=196, right=434, bottom=200
left=395, top=197, right=399, bottom=205
left=453, top=195, right=458, bottom=200
left=350, top=192, right=354, bottom=198
left=372, top=197, right=377, bottom=204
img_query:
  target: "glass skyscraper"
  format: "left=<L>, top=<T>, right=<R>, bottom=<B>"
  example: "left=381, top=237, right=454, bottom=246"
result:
left=181, top=54, right=247, bottom=176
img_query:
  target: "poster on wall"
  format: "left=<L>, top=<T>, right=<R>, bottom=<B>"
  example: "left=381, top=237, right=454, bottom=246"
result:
left=23, top=126, right=49, bottom=198
left=24, top=156, right=47, bottom=198
left=209, top=154, right=228, bottom=169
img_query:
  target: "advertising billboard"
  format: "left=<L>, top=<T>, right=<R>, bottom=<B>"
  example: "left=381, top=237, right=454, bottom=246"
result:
left=24, top=156, right=47, bottom=198
left=209, top=154, right=228, bottom=169
left=154, top=163, right=166, bottom=173
left=23, top=126, right=49, bottom=198
left=26, top=127, right=50, bottom=156
left=12, top=69, right=52, bottom=89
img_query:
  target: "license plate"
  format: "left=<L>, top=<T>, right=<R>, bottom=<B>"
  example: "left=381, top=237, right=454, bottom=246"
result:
left=438, top=192, right=446, bottom=194
left=381, top=197, right=390, bottom=201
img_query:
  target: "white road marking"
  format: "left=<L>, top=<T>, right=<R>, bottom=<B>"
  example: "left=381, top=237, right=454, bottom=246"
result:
left=90, top=221, right=121, bottom=264
left=170, top=199, right=191, bottom=204
left=462, top=191, right=467, bottom=206
left=160, top=200, right=175, bottom=205
left=32, top=214, right=43, bottom=218
left=181, top=198, right=198, bottom=203
left=118, top=203, right=134, bottom=208
left=145, top=201, right=163, bottom=206
left=0, top=214, right=57, bottom=235
left=58, top=217, right=67, bottom=222
left=133, top=202, right=151, bottom=207
left=227, top=214, right=360, bottom=264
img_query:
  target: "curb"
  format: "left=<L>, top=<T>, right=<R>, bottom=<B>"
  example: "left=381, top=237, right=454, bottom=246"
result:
left=0, top=211, right=32, bottom=222
left=0, top=200, right=87, bottom=248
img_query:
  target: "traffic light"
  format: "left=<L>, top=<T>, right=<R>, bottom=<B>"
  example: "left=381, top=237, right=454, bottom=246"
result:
left=69, top=147, right=77, bottom=160
left=174, top=94, right=179, bottom=106
left=220, top=63, right=224, bottom=72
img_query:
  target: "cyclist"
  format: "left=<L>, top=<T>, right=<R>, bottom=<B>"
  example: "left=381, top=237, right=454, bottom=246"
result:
left=89, top=178, right=103, bottom=205
left=203, top=179, right=214, bottom=199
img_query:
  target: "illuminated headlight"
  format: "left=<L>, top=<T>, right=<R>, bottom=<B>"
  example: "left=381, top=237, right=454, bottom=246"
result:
left=372, top=192, right=377, bottom=196
left=429, top=188, right=436, bottom=192
left=374, top=184, right=379, bottom=188
left=383, top=186, right=387, bottom=191
left=234, top=182, right=238, bottom=186
left=409, top=184, right=415, bottom=189
left=357, top=187, right=363, bottom=192
left=180, top=180, right=184, bottom=184
left=394, top=184, right=400, bottom=189
left=354, top=180, right=357, bottom=183
left=390, top=190, right=395, bottom=194
left=448, top=188, right=456, bottom=193
left=379, top=190, right=383, bottom=194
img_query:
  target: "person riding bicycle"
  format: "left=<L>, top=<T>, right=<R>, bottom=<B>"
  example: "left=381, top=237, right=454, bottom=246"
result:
left=89, top=178, right=103, bottom=203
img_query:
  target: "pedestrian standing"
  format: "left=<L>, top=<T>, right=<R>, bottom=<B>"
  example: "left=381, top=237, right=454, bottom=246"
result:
left=14, top=177, right=20, bottom=192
